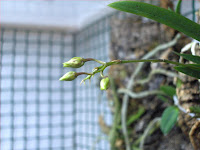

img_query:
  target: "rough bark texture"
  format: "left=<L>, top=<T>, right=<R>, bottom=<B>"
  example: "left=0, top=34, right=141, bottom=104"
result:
left=107, top=7, right=199, bottom=149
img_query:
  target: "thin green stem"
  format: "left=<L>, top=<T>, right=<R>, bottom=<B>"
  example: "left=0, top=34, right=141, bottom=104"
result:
left=106, top=59, right=183, bottom=66
left=85, top=58, right=106, bottom=65
left=104, top=59, right=200, bottom=70
left=77, top=72, right=93, bottom=76
left=93, top=59, right=106, bottom=65
left=81, top=58, right=194, bottom=84
left=100, top=71, right=105, bottom=78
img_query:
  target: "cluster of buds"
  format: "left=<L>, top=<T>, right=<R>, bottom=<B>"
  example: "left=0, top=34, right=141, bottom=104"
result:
left=60, top=57, right=110, bottom=90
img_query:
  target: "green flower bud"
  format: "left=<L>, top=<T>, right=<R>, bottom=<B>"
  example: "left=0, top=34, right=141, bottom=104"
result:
left=59, top=71, right=77, bottom=81
left=63, top=57, right=85, bottom=68
left=100, top=77, right=110, bottom=90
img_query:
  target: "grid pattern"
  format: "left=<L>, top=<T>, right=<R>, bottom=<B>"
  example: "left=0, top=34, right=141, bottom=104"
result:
left=74, top=15, right=112, bottom=150
left=1, top=28, right=74, bottom=150
left=0, top=1, right=198, bottom=150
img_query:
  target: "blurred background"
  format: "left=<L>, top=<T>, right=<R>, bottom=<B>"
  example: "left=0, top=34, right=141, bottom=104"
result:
left=1, top=1, right=199, bottom=150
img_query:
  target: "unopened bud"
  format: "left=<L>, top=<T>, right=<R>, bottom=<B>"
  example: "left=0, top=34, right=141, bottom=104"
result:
left=59, top=71, right=77, bottom=81
left=100, top=77, right=110, bottom=90
left=63, top=57, right=85, bottom=68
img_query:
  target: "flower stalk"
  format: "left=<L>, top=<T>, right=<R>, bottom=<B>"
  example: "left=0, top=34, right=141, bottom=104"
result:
left=60, top=56, right=200, bottom=90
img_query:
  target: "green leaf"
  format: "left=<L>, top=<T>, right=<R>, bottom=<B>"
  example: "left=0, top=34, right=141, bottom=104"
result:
left=175, top=0, right=182, bottom=14
left=173, top=51, right=200, bottom=64
left=157, top=95, right=169, bottom=103
left=174, top=66, right=200, bottom=79
left=160, top=85, right=176, bottom=98
left=184, top=64, right=200, bottom=70
left=132, top=146, right=141, bottom=150
left=127, top=106, right=145, bottom=126
left=176, top=78, right=183, bottom=88
left=161, top=106, right=179, bottom=135
left=189, top=106, right=200, bottom=114
left=108, top=1, right=200, bottom=41
left=168, top=7, right=173, bottom=12
left=117, top=106, right=145, bottom=129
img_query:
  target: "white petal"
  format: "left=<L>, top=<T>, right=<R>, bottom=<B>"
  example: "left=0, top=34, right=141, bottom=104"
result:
left=181, top=43, right=192, bottom=53
left=191, top=42, right=197, bottom=55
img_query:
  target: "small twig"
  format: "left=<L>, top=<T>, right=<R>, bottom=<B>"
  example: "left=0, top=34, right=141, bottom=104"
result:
left=118, top=89, right=164, bottom=99
left=134, top=68, right=184, bottom=85
left=121, top=34, right=181, bottom=150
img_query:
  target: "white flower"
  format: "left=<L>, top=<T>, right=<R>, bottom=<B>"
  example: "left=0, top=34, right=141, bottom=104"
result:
left=181, top=39, right=200, bottom=55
